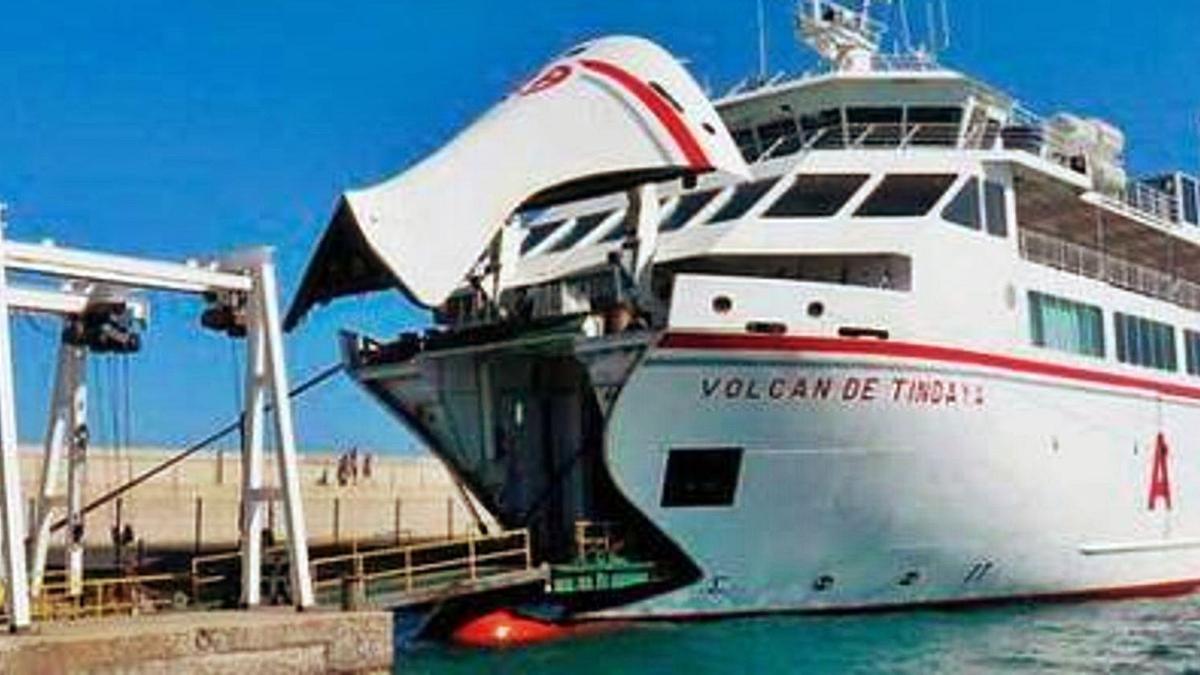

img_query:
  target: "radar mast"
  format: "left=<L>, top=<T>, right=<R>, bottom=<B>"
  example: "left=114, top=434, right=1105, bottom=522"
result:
left=797, top=0, right=937, bottom=72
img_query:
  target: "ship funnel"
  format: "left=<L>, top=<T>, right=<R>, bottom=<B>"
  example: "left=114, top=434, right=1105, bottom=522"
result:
left=285, top=36, right=749, bottom=329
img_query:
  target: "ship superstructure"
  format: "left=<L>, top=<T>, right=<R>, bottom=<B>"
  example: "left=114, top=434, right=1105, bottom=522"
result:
left=288, top=1, right=1200, bottom=617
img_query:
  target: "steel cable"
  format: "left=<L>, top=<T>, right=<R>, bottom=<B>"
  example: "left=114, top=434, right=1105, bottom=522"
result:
left=50, top=360, right=345, bottom=533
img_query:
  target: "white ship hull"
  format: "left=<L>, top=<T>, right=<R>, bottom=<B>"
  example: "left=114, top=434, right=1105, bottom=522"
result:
left=592, top=333, right=1200, bottom=618
left=289, top=6, right=1200, bottom=624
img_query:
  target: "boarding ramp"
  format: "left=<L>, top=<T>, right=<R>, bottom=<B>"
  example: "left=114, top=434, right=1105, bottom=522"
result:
left=309, top=529, right=546, bottom=610
left=187, top=529, right=546, bottom=612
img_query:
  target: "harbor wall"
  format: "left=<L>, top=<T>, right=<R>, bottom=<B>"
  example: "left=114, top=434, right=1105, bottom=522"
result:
left=17, top=446, right=493, bottom=551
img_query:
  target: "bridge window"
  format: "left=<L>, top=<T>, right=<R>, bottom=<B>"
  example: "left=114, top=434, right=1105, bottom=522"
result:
left=1028, top=291, right=1104, bottom=358
left=756, top=119, right=801, bottom=158
left=984, top=180, right=1009, bottom=237
left=520, top=219, right=566, bottom=255
left=1115, top=312, right=1177, bottom=371
left=764, top=174, right=869, bottom=218
left=847, top=107, right=903, bottom=146
left=706, top=178, right=780, bottom=225
left=661, top=447, right=743, bottom=508
left=549, top=211, right=615, bottom=252
left=733, top=128, right=759, bottom=162
left=660, top=189, right=720, bottom=232
left=906, top=107, right=963, bottom=146
left=855, top=174, right=956, bottom=217
left=800, top=109, right=845, bottom=149
left=1186, top=330, right=1200, bottom=376
left=942, top=177, right=981, bottom=230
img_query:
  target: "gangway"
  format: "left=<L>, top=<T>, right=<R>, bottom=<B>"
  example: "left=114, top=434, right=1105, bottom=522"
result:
left=308, top=529, right=546, bottom=611
left=0, top=202, right=314, bottom=630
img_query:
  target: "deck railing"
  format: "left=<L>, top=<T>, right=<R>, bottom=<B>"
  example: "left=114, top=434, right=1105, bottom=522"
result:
left=1019, top=228, right=1200, bottom=311
left=747, top=121, right=967, bottom=165
left=1117, top=181, right=1180, bottom=224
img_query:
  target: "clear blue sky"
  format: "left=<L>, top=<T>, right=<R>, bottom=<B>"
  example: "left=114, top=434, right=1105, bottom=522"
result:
left=0, top=1, right=1196, bottom=454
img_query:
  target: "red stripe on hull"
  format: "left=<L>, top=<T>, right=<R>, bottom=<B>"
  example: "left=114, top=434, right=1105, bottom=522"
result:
left=584, top=578, right=1200, bottom=623
left=659, top=332, right=1200, bottom=402
left=579, top=59, right=711, bottom=170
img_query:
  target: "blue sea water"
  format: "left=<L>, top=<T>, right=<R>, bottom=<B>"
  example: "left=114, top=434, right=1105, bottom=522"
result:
left=396, top=596, right=1200, bottom=674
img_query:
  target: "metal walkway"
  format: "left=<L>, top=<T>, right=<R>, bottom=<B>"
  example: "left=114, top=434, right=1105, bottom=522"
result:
left=309, top=529, right=547, bottom=610
left=2, top=529, right=546, bottom=626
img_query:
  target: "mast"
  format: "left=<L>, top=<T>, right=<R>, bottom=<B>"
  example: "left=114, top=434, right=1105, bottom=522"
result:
left=757, top=0, right=768, bottom=82
left=796, top=0, right=939, bottom=72
left=797, top=0, right=887, bottom=72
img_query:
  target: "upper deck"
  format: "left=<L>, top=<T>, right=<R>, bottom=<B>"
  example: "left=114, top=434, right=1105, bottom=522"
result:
left=283, top=2, right=1200, bottom=349
left=494, top=76, right=1193, bottom=280
left=473, top=2, right=1198, bottom=331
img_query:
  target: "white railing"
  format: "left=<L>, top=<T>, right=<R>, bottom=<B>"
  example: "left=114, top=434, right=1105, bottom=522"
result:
left=869, top=54, right=943, bottom=72
left=1019, top=228, right=1200, bottom=311
left=847, top=123, right=965, bottom=149
left=1124, top=181, right=1179, bottom=223
left=721, top=54, right=941, bottom=99
left=1082, top=181, right=1180, bottom=230
left=746, top=121, right=969, bottom=163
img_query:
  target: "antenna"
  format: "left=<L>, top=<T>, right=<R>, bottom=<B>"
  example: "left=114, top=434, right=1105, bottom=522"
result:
left=757, top=0, right=768, bottom=82
left=940, top=0, right=951, bottom=50
left=898, top=0, right=913, bottom=53
left=925, top=1, right=937, bottom=55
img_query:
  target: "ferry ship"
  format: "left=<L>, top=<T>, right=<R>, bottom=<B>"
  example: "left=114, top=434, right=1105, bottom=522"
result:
left=285, top=1, right=1200, bottom=619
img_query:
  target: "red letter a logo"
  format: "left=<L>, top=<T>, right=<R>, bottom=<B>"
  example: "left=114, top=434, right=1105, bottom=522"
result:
left=1148, top=432, right=1172, bottom=511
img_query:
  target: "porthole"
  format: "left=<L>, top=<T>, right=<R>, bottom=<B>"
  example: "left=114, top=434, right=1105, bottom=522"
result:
left=807, top=301, right=825, bottom=318
left=712, top=295, right=733, bottom=314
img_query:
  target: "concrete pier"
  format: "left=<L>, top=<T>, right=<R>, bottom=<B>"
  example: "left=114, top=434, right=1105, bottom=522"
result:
left=0, top=609, right=393, bottom=674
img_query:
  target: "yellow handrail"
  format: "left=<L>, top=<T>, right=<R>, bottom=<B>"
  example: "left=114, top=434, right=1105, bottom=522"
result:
left=31, top=572, right=186, bottom=622
left=308, top=529, right=532, bottom=596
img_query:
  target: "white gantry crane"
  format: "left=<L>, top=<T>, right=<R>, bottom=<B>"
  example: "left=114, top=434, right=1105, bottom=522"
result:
left=0, top=203, right=314, bottom=630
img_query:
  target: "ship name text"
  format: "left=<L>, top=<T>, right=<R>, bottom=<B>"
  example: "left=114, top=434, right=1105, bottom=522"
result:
left=700, top=375, right=985, bottom=407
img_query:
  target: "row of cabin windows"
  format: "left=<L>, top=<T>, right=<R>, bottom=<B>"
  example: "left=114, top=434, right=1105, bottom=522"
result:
left=1029, top=290, right=1199, bottom=374
left=1115, top=313, right=1178, bottom=372
left=732, top=106, right=965, bottom=162
left=523, top=173, right=1006, bottom=255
